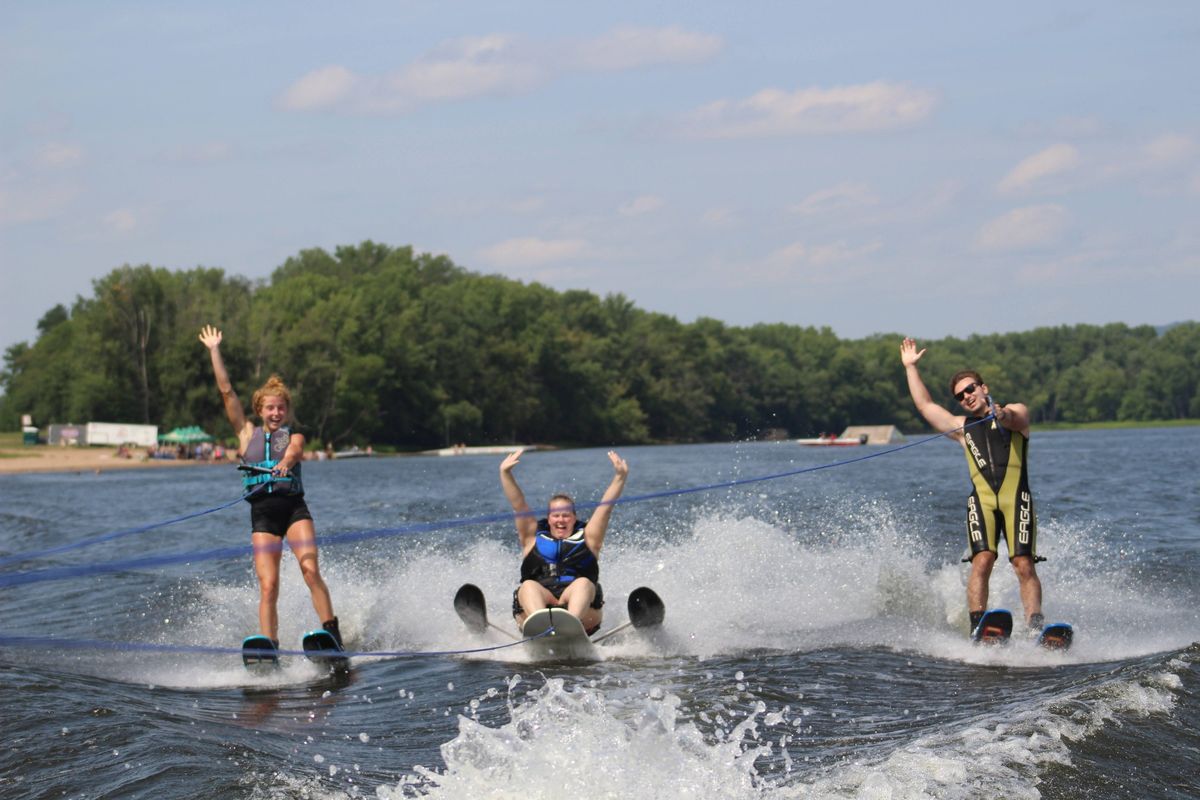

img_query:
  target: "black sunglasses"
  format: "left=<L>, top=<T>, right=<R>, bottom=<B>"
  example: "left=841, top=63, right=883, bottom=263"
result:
left=953, top=382, right=980, bottom=402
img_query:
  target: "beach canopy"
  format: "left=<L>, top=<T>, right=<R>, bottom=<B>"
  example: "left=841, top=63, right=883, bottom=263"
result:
left=158, top=425, right=214, bottom=444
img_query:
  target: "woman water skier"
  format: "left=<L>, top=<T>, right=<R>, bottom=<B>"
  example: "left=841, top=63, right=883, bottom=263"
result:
left=199, top=324, right=342, bottom=651
left=500, top=449, right=629, bottom=635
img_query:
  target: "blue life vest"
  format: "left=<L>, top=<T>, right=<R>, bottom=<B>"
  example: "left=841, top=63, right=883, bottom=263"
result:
left=520, top=519, right=598, bottom=589
left=241, top=426, right=304, bottom=497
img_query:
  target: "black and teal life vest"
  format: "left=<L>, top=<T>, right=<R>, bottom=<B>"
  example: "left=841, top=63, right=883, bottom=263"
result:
left=241, top=426, right=303, bottom=497
left=520, top=519, right=598, bottom=589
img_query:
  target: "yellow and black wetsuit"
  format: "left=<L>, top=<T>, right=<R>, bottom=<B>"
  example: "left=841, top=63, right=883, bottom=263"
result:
left=962, top=416, right=1037, bottom=561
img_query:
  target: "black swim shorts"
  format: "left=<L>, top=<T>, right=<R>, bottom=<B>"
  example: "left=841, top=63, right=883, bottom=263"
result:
left=249, top=494, right=313, bottom=537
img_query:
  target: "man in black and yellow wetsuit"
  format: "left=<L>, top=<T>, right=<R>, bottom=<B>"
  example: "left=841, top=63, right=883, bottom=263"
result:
left=900, top=337, right=1045, bottom=636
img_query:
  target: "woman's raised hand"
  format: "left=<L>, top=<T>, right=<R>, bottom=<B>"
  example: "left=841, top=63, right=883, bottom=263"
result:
left=500, top=449, right=524, bottom=474
left=199, top=324, right=223, bottom=350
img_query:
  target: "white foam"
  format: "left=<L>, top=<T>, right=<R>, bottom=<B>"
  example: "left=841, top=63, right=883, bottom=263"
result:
left=114, top=499, right=1200, bottom=685
left=381, top=678, right=776, bottom=800
left=381, top=657, right=1185, bottom=800
left=797, top=658, right=1185, bottom=798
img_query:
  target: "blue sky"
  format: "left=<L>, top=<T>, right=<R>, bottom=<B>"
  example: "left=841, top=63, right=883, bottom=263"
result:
left=2, top=3, right=1197, bottom=356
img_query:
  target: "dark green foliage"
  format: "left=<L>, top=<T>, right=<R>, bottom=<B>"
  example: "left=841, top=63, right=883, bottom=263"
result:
left=2, top=242, right=1197, bottom=444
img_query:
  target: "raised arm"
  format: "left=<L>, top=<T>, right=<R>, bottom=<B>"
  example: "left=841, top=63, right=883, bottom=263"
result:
left=199, top=325, right=251, bottom=440
left=583, top=450, right=629, bottom=555
left=900, top=338, right=964, bottom=440
left=499, top=450, right=537, bottom=545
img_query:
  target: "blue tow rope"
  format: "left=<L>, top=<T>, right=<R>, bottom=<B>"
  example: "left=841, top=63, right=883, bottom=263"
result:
left=0, top=418, right=996, bottom=591
left=0, top=484, right=266, bottom=569
left=0, top=418, right=995, bottom=661
left=0, top=624, right=553, bottom=660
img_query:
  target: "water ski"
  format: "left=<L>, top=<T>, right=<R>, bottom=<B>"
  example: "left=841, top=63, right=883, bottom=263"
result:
left=971, top=608, right=1013, bottom=645
left=241, top=635, right=279, bottom=668
left=627, top=586, right=665, bottom=629
left=591, top=586, right=667, bottom=644
left=301, top=628, right=349, bottom=673
left=520, top=607, right=597, bottom=662
left=453, top=583, right=666, bottom=656
left=1037, top=622, right=1074, bottom=651
left=452, top=582, right=598, bottom=659
left=453, top=583, right=489, bottom=635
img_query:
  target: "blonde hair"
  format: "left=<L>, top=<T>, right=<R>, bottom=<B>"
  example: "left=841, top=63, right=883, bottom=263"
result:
left=251, top=374, right=293, bottom=418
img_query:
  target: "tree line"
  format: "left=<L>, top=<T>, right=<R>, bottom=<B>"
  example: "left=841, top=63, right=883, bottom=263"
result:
left=2, top=242, right=1197, bottom=448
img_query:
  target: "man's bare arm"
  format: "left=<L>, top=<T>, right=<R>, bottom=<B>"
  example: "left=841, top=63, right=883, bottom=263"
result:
left=900, top=338, right=964, bottom=439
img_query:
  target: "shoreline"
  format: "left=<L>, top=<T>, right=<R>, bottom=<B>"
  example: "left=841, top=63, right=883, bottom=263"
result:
left=3, top=419, right=1196, bottom=476
left=0, top=446, right=224, bottom=476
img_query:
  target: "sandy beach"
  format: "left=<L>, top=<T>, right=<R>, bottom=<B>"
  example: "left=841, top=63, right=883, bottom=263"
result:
left=0, top=445, right=221, bottom=476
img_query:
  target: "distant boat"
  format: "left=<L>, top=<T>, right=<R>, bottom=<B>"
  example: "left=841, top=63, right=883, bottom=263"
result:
left=333, top=446, right=372, bottom=459
left=796, top=434, right=868, bottom=447
left=427, top=444, right=542, bottom=457
left=796, top=426, right=904, bottom=447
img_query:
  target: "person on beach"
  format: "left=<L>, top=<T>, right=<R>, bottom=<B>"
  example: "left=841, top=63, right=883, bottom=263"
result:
left=500, top=449, right=629, bottom=635
left=900, top=337, right=1045, bottom=635
left=199, top=324, right=343, bottom=650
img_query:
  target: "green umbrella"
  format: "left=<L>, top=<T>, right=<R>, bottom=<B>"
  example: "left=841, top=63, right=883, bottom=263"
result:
left=158, top=425, right=215, bottom=444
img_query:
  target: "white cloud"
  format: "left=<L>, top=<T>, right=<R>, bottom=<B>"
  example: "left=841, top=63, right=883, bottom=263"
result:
left=279, top=27, right=718, bottom=115
left=683, top=81, right=937, bottom=139
left=764, top=238, right=881, bottom=272
left=790, top=182, right=878, bottom=216
left=1142, top=133, right=1196, bottom=166
left=997, top=144, right=1080, bottom=192
left=734, top=237, right=884, bottom=286
left=618, top=195, right=664, bottom=216
left=103, top=208, right=138, bottom=233
left=35, top=143, right=83, bottom=168
left=767, top=241, right=808, bottom=266
left=479, top=236, right=589, bottom=268
left=977, top=204, right=1068, bottom=251
left=278, top=65, right=358, bottom=111
left=382, top=36, right=541, bottom=106
left=701, top=207, right=737, bottom=227
left=279, top=38, right=543, bottom=114
left=1089, top=132, right=1199, bottom=188
left=573, top=26, right=722, bottom=71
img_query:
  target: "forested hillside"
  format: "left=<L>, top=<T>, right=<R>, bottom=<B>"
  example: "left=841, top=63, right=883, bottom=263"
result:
left=3, top=242, right=1197, bottom=448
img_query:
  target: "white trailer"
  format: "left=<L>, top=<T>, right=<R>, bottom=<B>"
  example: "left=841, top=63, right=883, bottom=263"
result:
left=85, top=422, right=159, bottom=447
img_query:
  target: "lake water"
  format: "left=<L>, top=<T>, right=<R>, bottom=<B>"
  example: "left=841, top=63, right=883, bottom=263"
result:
left=1, top=427, right=1198, bottom=799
